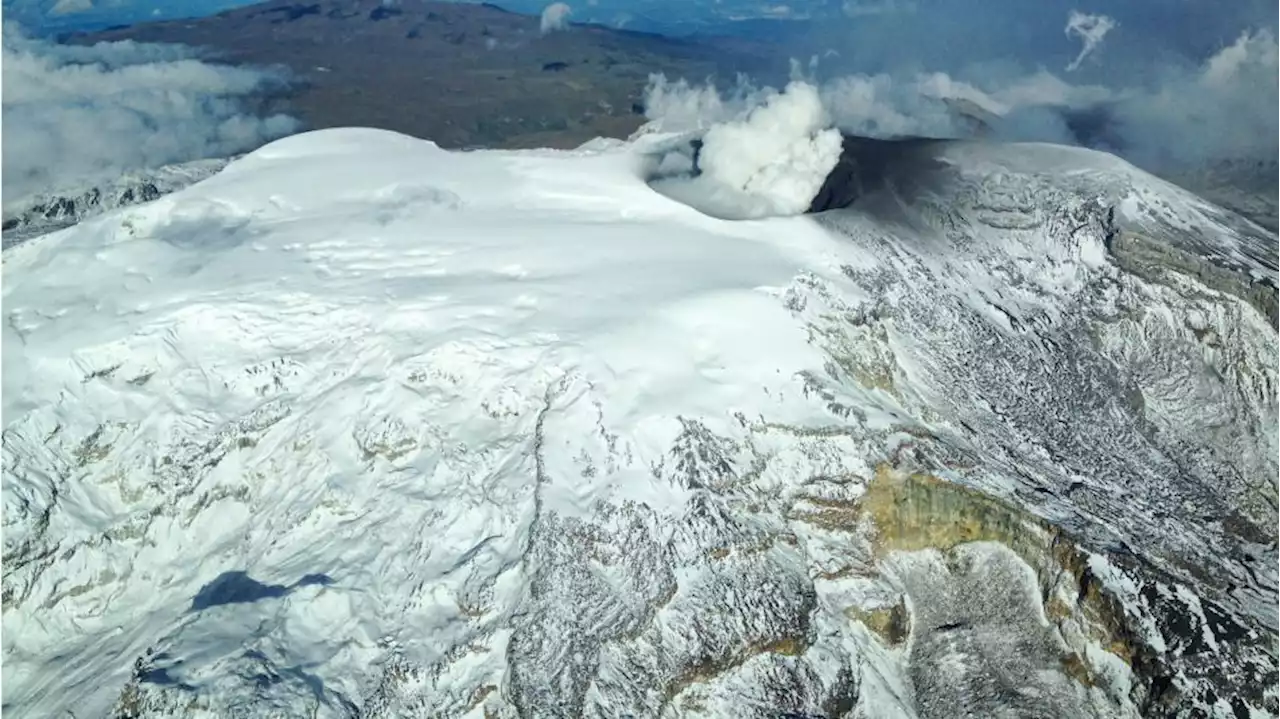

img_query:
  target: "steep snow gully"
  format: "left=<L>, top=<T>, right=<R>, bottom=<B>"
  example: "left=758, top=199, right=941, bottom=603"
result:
left=2, top=106, right=1277, bottom=717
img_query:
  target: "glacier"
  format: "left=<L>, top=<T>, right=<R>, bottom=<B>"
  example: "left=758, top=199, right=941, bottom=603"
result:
left=2, top=125, right=1276, bottom=718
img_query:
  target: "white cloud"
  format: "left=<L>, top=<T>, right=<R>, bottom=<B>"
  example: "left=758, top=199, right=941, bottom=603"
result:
left=539, top=2, right=572, bottom=34
left=1064, top=10, right=1116, bottom=72
left=842, top=0, right=916, bottom=17
left=760, top=5, right=794, bottom=17
left=50, top=0, right=94, bottom=16
left=1, top=23, right=299, bottom=203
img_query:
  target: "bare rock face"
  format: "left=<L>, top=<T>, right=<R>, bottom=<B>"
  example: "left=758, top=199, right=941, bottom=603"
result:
left=794, top=137, right=1277, bottom=718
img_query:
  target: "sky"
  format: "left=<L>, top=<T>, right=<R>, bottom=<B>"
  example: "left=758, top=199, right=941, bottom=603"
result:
left=1, top=0, right=257, bottom=34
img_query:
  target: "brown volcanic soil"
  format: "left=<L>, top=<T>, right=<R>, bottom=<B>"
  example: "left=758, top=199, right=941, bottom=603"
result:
left=75, top=0, right=784, bottom=150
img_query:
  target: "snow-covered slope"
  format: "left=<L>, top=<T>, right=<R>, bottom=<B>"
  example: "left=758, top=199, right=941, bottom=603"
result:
left=1, top=158, right=230, bottom=248
left=2, top=127, right=1276, bottom=718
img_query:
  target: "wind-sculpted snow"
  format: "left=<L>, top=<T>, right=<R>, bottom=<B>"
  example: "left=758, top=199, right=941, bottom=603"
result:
left=2, top=127, right=1276, bottom=718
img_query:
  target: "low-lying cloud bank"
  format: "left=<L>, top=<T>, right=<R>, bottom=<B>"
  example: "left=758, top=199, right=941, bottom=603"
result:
left=1, top=23, right=299, bottom=204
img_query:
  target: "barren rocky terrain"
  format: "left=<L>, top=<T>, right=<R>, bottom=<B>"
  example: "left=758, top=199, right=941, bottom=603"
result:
left=74, top=0, right=783, bottom=150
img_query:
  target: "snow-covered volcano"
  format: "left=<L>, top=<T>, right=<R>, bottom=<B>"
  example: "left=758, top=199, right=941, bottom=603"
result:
left=2, top=125, right=1276, bottom=718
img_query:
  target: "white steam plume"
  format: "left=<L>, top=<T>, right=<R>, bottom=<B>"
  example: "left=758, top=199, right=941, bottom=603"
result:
left=640, top=19, right=1278, bottom=185
left=699, top=81, right=842, bottom=211
left=540, top=2, right=572, bottom=34
left=647, top=81, right=843, bottom=220
left=1118, top=28, right=1280, bottom=165
left=1, top=23, right=299, bottom=204
left=1202, top=28, right=1279, bottom=87
left=643, top=72, right=970, bottom=142
left=641, top=75, right=773, bottom=132
left=1064, top=11, right=1116, bottom=71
